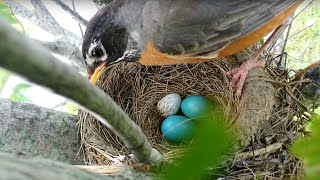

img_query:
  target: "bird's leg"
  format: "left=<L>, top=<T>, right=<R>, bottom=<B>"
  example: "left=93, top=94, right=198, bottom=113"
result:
left=226, top=25, right=286, bottom=96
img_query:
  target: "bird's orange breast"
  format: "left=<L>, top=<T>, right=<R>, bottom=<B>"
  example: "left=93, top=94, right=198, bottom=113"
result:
left=139, top=1, right=302, bottom=66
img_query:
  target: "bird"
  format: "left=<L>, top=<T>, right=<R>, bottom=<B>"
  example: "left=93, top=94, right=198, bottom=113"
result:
left=82, top=0, right=303, bottom=96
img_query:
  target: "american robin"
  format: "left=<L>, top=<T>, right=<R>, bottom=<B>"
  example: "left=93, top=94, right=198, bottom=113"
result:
left=82, top=0, right=303, bottom=96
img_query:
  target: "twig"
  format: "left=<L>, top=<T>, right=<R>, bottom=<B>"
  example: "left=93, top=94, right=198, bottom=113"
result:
left=288, top=23, right=315, bottom=40
left=235, top=142, right=283, bottom=161
left=299, top=34, right=320, bottom=60
left=0, top=18, right=163, bottom=166
left=292, top=60, right=320, bottom=82
left=76, top=165, right=125, bottom=175
left=293, top=0, right=315, bottom=21
left=272, top=23, right=315, bottom=59
left=278, top=20, right=292, bottom=69
left=236, top=158, right=282, bottom=167
left=71, top=0, right=84, bottom=37
left=51, top=0, right=88, bottom=26
left=9, top=6, right=25, bottom=34
left=271, top=0, right=315, bottom=68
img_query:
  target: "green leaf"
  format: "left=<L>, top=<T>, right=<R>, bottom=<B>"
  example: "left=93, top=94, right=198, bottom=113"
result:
left=259, top=39, right=265, bottom=45
left=63, top=102, right=79, bottom=115
left=0, top=1, right=18, bottom=24
left=292, top=115, right=320, bottom=180
left=10, top=83, right=32, bottom=102
left=161, top=108, right=233, bottom=180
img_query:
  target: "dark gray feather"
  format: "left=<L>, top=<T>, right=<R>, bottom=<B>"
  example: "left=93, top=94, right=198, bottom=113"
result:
left=143, top=0, right=302, bottom=56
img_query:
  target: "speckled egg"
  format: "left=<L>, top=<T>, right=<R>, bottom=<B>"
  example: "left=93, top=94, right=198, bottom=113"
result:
left=157, top=93, right=181, bottom=117
left=161, top=115, right=195, bottom=143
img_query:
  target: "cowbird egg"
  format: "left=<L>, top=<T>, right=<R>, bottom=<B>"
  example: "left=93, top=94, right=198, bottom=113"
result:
left=161, top=115, right=195, bottom=143
left=181, top=95, right=213, bottom=119
left=157, top=93, right=181, bottom=117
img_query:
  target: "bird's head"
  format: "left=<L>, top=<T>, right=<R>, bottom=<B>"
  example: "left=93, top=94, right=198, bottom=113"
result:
left=82, top=1, right=141, bottom=84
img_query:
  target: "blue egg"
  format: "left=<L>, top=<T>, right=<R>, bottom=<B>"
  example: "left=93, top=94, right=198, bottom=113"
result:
left=181, top=95, right=214, bottom=119
left=161, top=115, right=195, bottom=143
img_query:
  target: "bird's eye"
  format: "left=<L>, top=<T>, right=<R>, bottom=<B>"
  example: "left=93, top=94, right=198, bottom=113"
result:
left=91, top=46, right=104, bottom=58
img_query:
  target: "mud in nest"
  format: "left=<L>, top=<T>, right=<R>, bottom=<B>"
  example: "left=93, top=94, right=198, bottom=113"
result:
left=78, top=52, right=308, bottom=179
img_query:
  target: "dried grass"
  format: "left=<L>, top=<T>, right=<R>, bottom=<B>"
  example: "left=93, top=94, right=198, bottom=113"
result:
left=78, top=49, right=307, bottom=179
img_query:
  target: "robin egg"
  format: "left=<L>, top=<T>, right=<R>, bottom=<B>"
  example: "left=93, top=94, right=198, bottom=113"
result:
left=157, top=93, right=181, bottom=117
left=181, top=95, right=214, bottom=119
left=161, top=115, right=195, bottom=143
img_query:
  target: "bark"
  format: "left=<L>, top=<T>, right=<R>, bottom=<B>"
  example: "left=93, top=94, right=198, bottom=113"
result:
left=0, top=18, right=163, bottom=165
left=0, top=98, right=84, bottom=165
left=92, top=0, right=113, bottom=8
left=0, top=152, right=131, bottom=180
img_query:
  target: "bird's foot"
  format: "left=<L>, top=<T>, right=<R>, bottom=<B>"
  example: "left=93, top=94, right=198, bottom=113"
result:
left=226, top=59, right=265, bottom=97
left=125, top=154, right=152, bottom=173
left=128, top=161, right=151, bottom=172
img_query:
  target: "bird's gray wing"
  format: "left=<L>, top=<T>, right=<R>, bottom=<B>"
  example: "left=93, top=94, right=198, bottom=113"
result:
left=150, top=0, right=301, bottom=56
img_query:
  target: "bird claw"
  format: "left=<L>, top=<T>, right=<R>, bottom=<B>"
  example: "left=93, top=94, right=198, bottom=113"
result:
left=125, top=154, right=152, bottom=172
left=128, top=161, right=151, bottom=172
left=226, top=66, right=249, bottom=97
left=226, top=59, right=265, bottom=97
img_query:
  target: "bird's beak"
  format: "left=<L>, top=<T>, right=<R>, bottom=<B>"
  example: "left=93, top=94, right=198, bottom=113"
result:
left=89, top=63, right=106, bottom=84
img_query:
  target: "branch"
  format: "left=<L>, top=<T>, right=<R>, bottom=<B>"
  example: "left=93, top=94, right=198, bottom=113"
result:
left=0, top=98, right=84, bottom=165
left=6, top=0, right=81, bottom=44
left=0, top=152, right=113, bottom=179
left=0, top=18, right=163, bottom=165
left=30, top=0, right=65, bottom=35
left=71, top=0, right=84, bottom=37
left=50, top=0, right=88, bottom=26
left=32, top=38, right=86, bottom=72
left=0, top=151, right=157, bottom=179
left=30, top=0, right=82, bottom=43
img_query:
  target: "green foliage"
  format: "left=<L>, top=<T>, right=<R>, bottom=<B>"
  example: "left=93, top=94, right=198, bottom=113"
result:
left=10, top=83, right=32, bottom=102
left=259, top=39, right=265, bottom=46
left=161, top=110, right=233, bottom=180
left=0, top=1, right=18, bottom=24
left=292, top=115, right=320, bottom=180
left=287, top=1, right=320, bottom=69
left=62, top=102, right=78, bottom=115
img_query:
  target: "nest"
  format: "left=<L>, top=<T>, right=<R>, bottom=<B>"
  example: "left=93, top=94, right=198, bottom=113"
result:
left=78, top=49, right=308, bottom=179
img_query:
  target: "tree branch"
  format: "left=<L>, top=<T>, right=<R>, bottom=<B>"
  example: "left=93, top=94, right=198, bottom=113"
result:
left=71, top=0, right=84, bottom=37
left=50, top=0, right=88, bottom=26
left=0, top=151, right=157, bottom=179
left=0, top=18, right=163, bottom=165
left=0, top=152, right=113, bottom=180
left=31, top=38, right=86, bottom=72
left=6, top=0, right=81, bottom=44
left=30, top=0, right=65, bottom=35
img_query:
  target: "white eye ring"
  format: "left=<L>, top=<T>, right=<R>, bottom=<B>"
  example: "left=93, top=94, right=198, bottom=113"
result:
left=87, top=40, right=108, bottom=63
